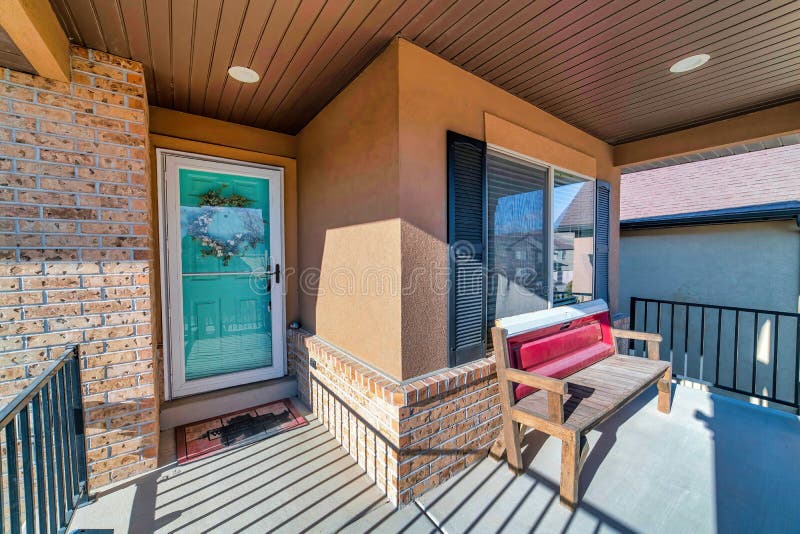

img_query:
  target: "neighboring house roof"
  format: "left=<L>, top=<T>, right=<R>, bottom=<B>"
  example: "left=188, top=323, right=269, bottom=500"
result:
left=556, top=181, right=595, bottom=229
left=621, top=201, right=800, bottom=230
left=621, top=144, right=800, bottom=226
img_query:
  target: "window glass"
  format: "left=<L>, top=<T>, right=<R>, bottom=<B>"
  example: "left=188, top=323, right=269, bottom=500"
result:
left=487, top=153, right=549, bottom=322
left=553, top=170, right=595, bottom=306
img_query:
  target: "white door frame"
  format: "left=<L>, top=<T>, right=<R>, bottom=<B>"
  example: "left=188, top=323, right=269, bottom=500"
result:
left=157, top=149, right=286, bottom=400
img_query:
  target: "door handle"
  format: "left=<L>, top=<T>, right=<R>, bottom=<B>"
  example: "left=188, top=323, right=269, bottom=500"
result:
left=263, top=263, right=280, bottom=293
left=266, top=264, right=280, bottom=284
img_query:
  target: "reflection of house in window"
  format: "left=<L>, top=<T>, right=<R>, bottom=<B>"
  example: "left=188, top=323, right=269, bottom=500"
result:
left=486, top=154, right=549, bottom=320
left=553, top=177, right=595, bottom=305
left=496, top=232, right=545, bottom=288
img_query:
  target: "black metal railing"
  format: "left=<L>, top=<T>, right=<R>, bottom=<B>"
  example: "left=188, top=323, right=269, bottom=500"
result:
left=0, top=345, right=88, bottom=533
left=629, top=297, right=800, bottom=411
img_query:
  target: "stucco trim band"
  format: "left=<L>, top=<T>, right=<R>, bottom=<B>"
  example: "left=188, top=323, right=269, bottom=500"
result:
left=484, top=112, right=597, bottom=177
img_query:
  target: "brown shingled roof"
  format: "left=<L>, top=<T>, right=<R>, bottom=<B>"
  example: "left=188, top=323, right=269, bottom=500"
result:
left=621, top=144, right=800, bottom=221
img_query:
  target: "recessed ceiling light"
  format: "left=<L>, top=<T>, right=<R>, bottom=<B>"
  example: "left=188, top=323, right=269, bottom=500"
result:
left=228, top=66, right=260, bottom=83
left=669, top=54, right=711, bottom=73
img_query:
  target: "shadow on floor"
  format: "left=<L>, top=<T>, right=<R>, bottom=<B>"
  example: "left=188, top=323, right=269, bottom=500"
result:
left=71, top=406, right=439, bottom=534
left=416, top=384, right=800, bottom=533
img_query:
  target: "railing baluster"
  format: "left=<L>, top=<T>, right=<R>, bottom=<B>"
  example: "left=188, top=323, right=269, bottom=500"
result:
left=643, top=301, right=649, bottom=357
left=629, top=297, right=637, bottom=354
left=68, top=351, right=88, bottom=494
left=6, top=419, right=20, bottom=534
left=715, top=308, right=722, bottom=387
left=771, top=315, right=779, bottom=403
left=31, top=394, right=47, bottom=534
left=795, top=317, right=800, bottom=408
left=684, top=305, right=690, bottom=377
left=61, top=365, right=79, bottom=502
left=669, top=304, right=675, bottom=367
left=56, top=369, right=74, bottom=512
left=751, top=313, right=759, bottom=397
left=656, top=302, right=662, bottom=342
left=0, top=432, right=5, bottom=534
left=19, top=407, right=35, bottom=532
left=699, top=308, right=705, bottom=382
left=41, top=385, right=56, bottom=534
left=50, top=372, right=66, bottom=529
left=733, top=310, right=740, bottom=390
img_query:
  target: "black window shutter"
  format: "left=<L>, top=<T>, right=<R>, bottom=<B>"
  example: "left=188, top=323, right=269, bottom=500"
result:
left=594, top=179, right=611, bottom=302
left=447, top=131, right=487, bottom=366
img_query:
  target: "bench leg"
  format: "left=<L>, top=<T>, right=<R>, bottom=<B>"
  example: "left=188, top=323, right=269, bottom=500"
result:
left=657, top=367, right=672, bottom=414
left=560, top=431, right=580, bottom=508
left=489, top=423, right=527, bottom=461
left=504, top=417, right=523, bottom=473
left=488, top=434, right=505, bottom=461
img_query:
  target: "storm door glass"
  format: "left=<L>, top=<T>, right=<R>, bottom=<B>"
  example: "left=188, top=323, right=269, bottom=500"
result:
left=179, top=169, right=272, bottom=380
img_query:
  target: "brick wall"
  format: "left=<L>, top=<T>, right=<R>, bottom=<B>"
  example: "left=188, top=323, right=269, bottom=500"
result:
left=0, top=46, right=157, bottom=490
left=288, top=328, right=502, bottom=506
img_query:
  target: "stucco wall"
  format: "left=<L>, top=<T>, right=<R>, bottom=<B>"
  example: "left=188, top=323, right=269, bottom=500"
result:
left=396, top=39, right=619, bottom=378
left=295, top=38, right=619, bottom=380
left=296, top=40, right=403, bottom=379
left=620, top=221, right=800, bottom=314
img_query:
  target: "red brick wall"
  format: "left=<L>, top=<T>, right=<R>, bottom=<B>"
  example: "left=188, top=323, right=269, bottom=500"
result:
left=0, top=46, right=157, bottom=489
left=288, top=328, right=502, bottom=506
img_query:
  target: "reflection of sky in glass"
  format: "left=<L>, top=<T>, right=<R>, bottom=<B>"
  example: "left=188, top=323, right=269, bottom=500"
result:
left=494, top=183, right=584, bottom=235
left=494, top=190, right=544, bottom=234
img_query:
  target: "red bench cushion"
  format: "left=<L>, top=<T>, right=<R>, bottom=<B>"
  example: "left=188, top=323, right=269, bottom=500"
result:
left=506, top=309, right=615, bottom=401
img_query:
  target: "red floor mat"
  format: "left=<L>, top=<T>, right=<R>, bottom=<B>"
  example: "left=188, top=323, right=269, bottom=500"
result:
left=175, top=398, right=307, bottom=464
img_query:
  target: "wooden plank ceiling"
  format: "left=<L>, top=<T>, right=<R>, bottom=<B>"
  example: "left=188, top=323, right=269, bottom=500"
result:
left=45, top=0, right=800, bottom=143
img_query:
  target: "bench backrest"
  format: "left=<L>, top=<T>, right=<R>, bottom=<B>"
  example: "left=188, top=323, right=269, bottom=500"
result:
left=496, top=300, right=616, bottom=401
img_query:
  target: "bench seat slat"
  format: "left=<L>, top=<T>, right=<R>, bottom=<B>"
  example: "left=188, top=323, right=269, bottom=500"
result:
left=513, top=355, right=670, bottom=433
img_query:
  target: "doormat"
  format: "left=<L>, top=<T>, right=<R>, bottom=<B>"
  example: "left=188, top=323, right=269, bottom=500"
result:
left=175, top=398, right=307, bottom=465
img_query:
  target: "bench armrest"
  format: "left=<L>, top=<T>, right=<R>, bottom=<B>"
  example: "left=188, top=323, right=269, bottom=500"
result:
left=611, top=328, right=663, bottom=342
left=491, top=326, right=565, bottom=424
left=502, top=368, right=567, bottom=395
left=501, top=368, right=566, bottom=424
left=611, top=328, right=662, bottom=361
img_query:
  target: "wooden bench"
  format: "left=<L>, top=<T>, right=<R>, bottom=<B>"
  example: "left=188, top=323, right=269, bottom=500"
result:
left=488, top=300, right=671, bottom=507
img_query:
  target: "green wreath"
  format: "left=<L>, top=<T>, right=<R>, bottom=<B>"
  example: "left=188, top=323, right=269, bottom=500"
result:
left=198, top=186, right=252, bottom=208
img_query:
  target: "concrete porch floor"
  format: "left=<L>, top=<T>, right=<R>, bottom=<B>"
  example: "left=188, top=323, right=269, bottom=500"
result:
left=70, top=386, right=800, bottom=533
left=70, top=403, right=437, bottom=533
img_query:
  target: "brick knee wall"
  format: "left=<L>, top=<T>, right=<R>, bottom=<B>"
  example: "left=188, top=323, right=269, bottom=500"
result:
left=287, top=328, right=502, bottom=506
left=0, top=47, right=157, bottom=490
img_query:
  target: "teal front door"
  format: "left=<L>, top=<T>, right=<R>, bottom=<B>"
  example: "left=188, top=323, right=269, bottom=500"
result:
left=161, top=152, right=285, bottom=398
